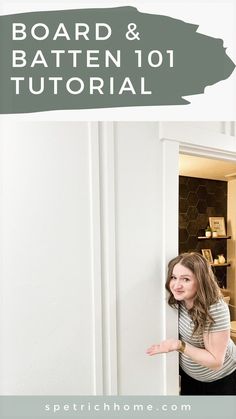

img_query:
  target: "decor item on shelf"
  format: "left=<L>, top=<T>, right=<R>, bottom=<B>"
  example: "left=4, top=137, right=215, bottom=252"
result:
left=209, top=217, right=226, bottom=237
left=212, top=230, right=218, bottom=238
left=214, top=258, right=219, bottom=264
left=205, top=226, right=212, bottom=238
left=218, top=254, right=226, bottom=264
left=201, top=248, right=213, bottom=263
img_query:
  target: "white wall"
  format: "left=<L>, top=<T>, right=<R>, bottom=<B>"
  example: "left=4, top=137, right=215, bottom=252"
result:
left=0, top=121, right=179, bottom=395
left=0, top=122, right=98, bottom=395
left=114, top=123, right=177, bottom=395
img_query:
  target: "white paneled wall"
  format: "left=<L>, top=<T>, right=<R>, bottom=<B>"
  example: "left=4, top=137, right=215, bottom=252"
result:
left=1, top=120, right=234, bottom=396
left=114, top=122, right=167, bottom=395
left=0, top=122, right=98, bottom=395
left=0, top=121, right=178, bottom=395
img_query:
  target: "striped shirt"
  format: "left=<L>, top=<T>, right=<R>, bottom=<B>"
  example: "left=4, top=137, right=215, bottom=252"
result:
left=179, top=299, right=236, bottom=382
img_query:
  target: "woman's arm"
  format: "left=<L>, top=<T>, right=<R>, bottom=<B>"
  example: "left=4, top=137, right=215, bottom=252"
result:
left=146, top=329, right=230, bottom=370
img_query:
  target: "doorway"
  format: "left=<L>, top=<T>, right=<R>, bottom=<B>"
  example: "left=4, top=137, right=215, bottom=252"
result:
left=178, top=153, right=236, bottom=319
left=161, top=126, right=236, bottom=394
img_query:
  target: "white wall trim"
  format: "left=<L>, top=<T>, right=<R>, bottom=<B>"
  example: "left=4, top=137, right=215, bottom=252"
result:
left=179, top=145, right=236, bottom=162
left=88, top=122, right=103, bottom=395
left=161, top=123, right=236, bottom=157
left=221, top=122, right=235, bottom=137
left=99, top=122, right=118, bottom=395
left=161, top=139, right=180, bottom=395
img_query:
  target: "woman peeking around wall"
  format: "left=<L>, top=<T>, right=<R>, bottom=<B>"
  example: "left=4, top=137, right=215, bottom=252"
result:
left=146, top=252, right=236, bottom=395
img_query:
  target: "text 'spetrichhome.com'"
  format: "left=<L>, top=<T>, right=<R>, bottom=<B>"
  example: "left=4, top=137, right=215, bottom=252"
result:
left=44, top=401, right=191, bottom=414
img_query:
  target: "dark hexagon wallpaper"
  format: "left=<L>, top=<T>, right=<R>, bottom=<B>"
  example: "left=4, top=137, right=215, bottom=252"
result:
left=179, top=176, right=228, bottom=287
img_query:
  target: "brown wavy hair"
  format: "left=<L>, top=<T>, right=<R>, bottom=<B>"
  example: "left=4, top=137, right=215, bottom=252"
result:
left=165, top=252, right=222, bottom=335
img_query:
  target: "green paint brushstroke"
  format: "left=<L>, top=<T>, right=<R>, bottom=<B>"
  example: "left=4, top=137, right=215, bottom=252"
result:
left=0, top=7, right=235, bottom=113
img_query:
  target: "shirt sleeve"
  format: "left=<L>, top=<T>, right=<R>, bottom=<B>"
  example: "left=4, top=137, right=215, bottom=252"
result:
left=204, top=299, right=230, bottom=333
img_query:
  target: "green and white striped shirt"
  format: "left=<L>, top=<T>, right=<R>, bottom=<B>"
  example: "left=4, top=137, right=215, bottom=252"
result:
left=179, top=299, right=236, bottom=382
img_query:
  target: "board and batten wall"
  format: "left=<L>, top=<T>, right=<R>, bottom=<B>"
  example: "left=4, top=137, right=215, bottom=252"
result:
left=0, top=121, right=179, bottom=395
left=1, top=120, right=235, bottom=396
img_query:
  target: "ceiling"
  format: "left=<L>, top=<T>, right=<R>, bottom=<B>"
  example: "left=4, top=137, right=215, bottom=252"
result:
left=179, top=154, right=236, bottom=181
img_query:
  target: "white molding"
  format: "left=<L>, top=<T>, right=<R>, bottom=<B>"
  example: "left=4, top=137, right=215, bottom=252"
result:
left=161, top=123, right=236, bottom=156
left=179, top=145, right=236, bottom=162
left=161, top=139, right=179, bottom=395
left=232, top=122, right=236, bottom=137
left=99, top=122, right=118, bottom=395
left=222, top=122, right=236, bottom=137
left=87, top=122, right=103, bottom=395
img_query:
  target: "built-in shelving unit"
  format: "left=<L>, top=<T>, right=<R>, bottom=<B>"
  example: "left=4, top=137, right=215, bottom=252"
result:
left=197, top=235, right=231, bottom=273
left=198, top=236, right=231, bottom=240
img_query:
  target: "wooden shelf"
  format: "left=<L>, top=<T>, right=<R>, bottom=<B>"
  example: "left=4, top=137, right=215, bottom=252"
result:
left=198, top=236, right=231, bottom=240
left=211, top=263, right=231, bottom=267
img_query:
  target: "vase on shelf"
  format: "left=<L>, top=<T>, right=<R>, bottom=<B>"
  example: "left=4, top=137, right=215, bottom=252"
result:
left=218, top=254, right=226, bottom=264
left=205, top=226, right=212, bottom=238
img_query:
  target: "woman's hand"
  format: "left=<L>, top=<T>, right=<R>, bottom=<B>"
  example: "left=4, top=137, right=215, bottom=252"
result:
left=146, top=339, right=180, bottom=355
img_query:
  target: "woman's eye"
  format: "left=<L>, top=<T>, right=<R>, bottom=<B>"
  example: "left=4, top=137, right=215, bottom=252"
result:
left=183, top=278, right=190, bottom=282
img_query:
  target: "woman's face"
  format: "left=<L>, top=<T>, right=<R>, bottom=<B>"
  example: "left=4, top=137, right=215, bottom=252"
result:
left=169, top=262, right=198, bottom=308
